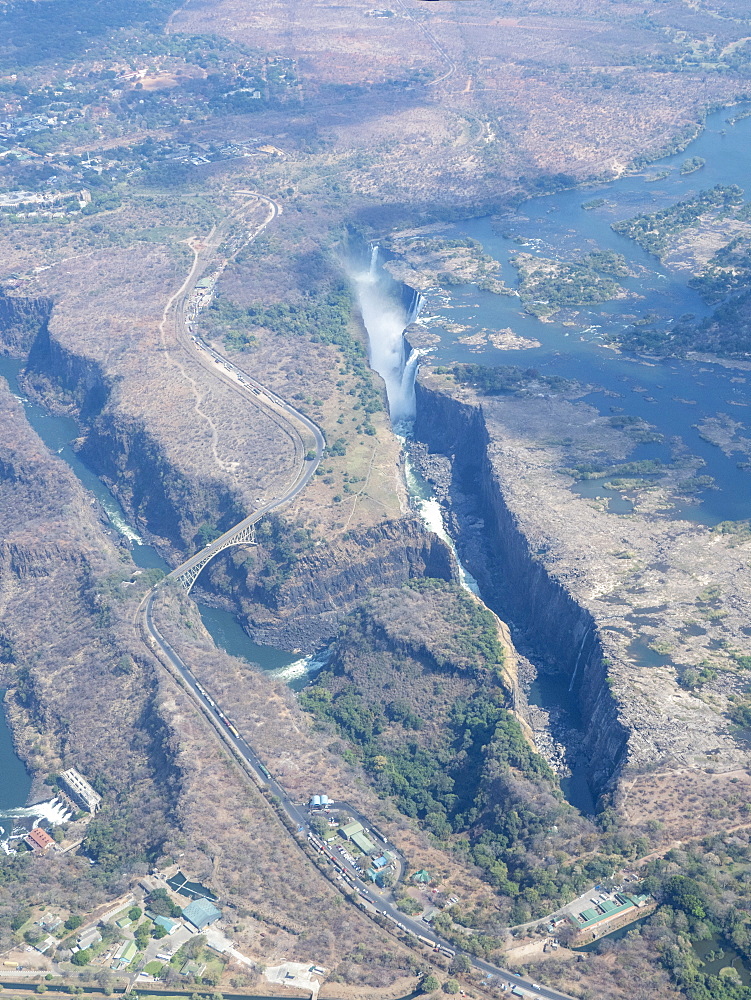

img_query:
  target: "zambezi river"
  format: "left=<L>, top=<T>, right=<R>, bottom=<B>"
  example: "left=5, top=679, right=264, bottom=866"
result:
left=409, top=102, right=751, bottom=524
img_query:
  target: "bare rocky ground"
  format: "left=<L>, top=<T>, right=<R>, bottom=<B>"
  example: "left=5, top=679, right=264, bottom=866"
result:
left=151, top=583, right=503, bottom=911
left=0, top=381, right=441, bottom=987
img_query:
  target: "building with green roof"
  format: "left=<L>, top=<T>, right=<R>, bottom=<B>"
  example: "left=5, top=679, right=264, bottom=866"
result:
left=339, top=821, right=364, bottom=840
left=569, top=893, right=653, bottom=931
left=351, top=831, right=376, bottom=855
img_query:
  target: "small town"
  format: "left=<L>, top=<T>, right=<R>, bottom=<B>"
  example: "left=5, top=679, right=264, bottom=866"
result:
left=1, top=766, right=657, bottom=1000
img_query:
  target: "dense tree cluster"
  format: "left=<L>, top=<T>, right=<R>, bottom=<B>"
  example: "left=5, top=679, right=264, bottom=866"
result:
left=300, top=580, right=612, bottom=922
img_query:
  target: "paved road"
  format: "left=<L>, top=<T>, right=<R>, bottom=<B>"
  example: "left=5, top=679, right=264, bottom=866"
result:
left=138, top=195, right=575, bottom=1000
left=142, top=595, right=573, bottom=1000
left=155, top=192, right=325, bottom=589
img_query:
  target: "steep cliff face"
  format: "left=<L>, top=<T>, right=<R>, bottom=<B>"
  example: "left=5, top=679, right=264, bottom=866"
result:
left=4, top=294, right=457, bottom=646
left=201, top=515, right=458, bottom=648
left=412, top=378, right=629, bottom=794
left=0, top=291, right=52, bottom=357
left=26, top=316, right=112, bottom=418
left=16, top=308, right=247, bottom=554
left=77, top=411, right=247, bottom=553
left=0, top=382, right=183, bottom=866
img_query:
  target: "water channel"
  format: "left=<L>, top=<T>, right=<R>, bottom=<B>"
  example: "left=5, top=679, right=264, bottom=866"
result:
left=410, top=102, right=751, bottom=525
left=388, top=102, right=751, bottom=811
left=0, top=355, right=302, bottom=829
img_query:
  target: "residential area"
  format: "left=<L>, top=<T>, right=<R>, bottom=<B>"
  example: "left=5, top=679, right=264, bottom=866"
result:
left=1, top=867, right=233, bottom=987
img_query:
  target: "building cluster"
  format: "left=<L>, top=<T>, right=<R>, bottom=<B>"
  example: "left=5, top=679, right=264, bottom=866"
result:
left=309, top=794, right=398, bottom=887
left=21, top=768, right=100, bottom=857
left=0, top=109, right=83, bottom=143
left=20, top=867, right=226, bottom=976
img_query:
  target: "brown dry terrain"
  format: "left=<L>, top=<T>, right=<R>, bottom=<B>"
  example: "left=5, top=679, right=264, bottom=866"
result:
left=2, top=0, right=751, bottom=992
left=413, top=368, right=751, bottom=845
left=0, top=380, right=437, bottom=986
left=172, top=0, right=747, bottom=204
left=151, top=581, right=503, bottom=912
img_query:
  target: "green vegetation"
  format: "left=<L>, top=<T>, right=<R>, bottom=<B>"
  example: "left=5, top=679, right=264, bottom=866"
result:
left=680, top=156, right=706, bottom=175
left=690, top=236, right=751, bottom=304
left=560, top=459, right=665, bottom=481
left=200, top=282, right=382, bottom=428
left=396, top=896, right=422, bottom=915
left=581, top=250, right=632, bottom=277
left=439, top=363, right=576, bottom=396
left=300, top=580, right=628, bottom=922
left=634, top=833, right=751, bottom=999
left=421, top=974, right=441, bottom=993
left=512, top=253, right=625, bottom=317
left=612, top=185, right=744, bottom=257
left=146, top=888, right=183, bottom=919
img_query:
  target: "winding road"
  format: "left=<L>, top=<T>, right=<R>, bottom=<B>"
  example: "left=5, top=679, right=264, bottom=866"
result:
left=137, top=196, right=575, bottom=1000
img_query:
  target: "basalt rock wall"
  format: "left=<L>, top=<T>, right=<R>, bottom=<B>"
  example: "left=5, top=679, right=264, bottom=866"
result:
left=200, top=515, right=458, bottom=650
left=412, top=378, right=629, bottom=794
left=3, top=293, right=458, bottom=652
left=0, top=291, right=52, bottom=357
left=18, top=305, right=246, bottom=555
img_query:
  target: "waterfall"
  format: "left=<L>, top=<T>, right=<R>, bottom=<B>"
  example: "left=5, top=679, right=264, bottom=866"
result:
left=3, top=796, right=73, bottom=826
left=568, top=627, right=591, bottom=693
left=369, top=244, right=379, bottom=277
left=348, top=249, right=423, bottom=431
left=398, top=348, right=422, bottom=428
left=406, top=289, right=424, bottom=324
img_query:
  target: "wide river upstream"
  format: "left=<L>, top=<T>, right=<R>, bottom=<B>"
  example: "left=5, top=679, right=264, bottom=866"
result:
left=410, top=102, right=751, bottom=524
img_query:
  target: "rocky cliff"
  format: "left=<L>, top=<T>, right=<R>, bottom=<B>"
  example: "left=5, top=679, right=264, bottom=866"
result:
left=1, top=286, right=458, bottom=652
left=200, top=514, right=457, bottom=648
left=0, top=291, right=52, bottom=357
left=410, top=368, right=751, bottom=823
left=411, top=377, right=629, bottom=795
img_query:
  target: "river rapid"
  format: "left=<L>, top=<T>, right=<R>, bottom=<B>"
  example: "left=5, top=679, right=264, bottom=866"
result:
left=0, top=358, right=312, bottom=829
left=407, top=102, right=751, bottom=525
left=2, top=102, right=750, bottom=826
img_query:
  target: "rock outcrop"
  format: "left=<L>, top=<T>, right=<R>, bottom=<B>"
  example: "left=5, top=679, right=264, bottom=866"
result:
left=200, top=515, right=457, bottom=648
left=0, top=292, right=52, bottom=357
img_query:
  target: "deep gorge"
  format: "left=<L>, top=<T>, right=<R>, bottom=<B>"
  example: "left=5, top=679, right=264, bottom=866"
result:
left=0, top=290, right=456, bottom=652
left=410, top=376, right=629, bottom=801
left=1, top=282, right=629, bottom=804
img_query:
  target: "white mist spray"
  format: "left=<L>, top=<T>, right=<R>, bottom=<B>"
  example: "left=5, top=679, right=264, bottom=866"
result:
left=349, top=246, right=422, bottom=430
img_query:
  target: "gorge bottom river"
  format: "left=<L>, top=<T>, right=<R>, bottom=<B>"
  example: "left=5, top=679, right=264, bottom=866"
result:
left=0, top=355, right=310, bottom=827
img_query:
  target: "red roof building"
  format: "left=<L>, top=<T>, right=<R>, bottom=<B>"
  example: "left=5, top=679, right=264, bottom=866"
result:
left=26, top=827, right=55, bottom=852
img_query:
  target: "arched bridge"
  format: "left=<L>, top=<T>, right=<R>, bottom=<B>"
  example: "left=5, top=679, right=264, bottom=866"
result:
left=169, top=518, right=258, bottom=593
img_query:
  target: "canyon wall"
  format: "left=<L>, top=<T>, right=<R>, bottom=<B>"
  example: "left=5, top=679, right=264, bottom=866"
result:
left=200, top=514, right=457, bottom=649
left=22, top=316, right=247, bottom=554
left=0, top=292, right=52, bottom=357
left=412, top=377, right=629, bottom=794
left=2, top=290, right=457, bottom=649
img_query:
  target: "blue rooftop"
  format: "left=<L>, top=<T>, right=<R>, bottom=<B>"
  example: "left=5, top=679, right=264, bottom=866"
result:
left=182, top=898, right=222, bottom=929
